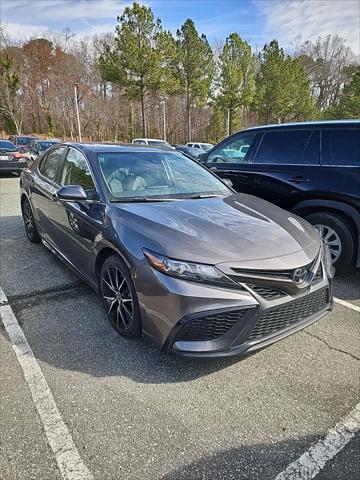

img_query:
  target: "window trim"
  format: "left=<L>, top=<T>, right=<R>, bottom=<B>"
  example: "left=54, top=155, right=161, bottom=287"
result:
left=59, top=146, right=101, bottom=202
left=252, top=128, right=316, bottom=166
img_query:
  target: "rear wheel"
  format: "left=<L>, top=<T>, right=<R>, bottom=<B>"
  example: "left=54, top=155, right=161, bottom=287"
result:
left=305, top=212, right=355, bottom=272
left=22, top=198, right=41, bottom=243
left=100, top=255, right=141, bottom=338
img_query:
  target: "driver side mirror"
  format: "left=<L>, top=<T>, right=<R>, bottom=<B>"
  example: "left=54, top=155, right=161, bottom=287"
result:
left=57, top=185, right=87, bottom=201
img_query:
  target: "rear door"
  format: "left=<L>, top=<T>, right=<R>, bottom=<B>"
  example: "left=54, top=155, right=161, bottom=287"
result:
left=30, top=146, right=68, bottom=244
left=246, top=129, right=321, bottom=209
left=205, top=132, right=258, bottom=193
left=320, top=127, right=360, bottom=206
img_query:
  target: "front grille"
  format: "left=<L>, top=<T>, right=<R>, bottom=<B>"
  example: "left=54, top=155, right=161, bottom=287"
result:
left=246, top=284, right=286, bottom=300
left=247, top=287, right=330, bottom=341
left=176, top=308, right=254, bottom=342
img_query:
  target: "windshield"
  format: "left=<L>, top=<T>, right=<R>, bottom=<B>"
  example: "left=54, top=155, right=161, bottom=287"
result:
left=0, top=141, right=17, bottom=151
left=16, top=137, right=34, bottom=145
left=98, top=151, right=231, bottom=201
left=39, top=141, right=58, bottom=151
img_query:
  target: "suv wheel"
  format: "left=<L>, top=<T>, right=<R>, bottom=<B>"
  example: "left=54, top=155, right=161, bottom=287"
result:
left=100, top=255, right=142, bottom=338
left=305, top=212, right=355, bottom=272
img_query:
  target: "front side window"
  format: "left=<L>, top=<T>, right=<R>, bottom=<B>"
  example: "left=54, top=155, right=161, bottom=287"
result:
left=98, top=151, right=231, bottom=200
left=208, top=133, right=256, bottom=164
left=60, top=148, right=98, bottom=200
left=254, top=130, right=312, bottom=165
left=39, top=147, right=67, bottom=182
left=322, top=129, right=360, bottom=166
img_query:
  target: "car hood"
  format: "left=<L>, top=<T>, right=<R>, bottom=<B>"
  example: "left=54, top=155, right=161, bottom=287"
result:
left=115, top=194, right=321, bottom=269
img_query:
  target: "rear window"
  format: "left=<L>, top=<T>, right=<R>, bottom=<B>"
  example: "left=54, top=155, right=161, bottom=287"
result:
left=0, top=140, right=17, bottom=151
left=322, top=129, right=360, bottom=166
left=16, top=137, right=34, bottom=145
left=254, top=130, right=313, bottom=165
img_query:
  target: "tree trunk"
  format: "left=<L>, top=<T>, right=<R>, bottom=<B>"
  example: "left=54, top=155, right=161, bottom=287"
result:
left=229, top=108, right=233, bottom=135
left=140, top=87, right=147, bottom=137
left=186, top=89, right=191, bottom=141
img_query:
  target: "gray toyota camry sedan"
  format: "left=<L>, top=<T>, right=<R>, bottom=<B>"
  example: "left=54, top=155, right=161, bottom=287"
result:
left=20, top=143, right=334, bottom=357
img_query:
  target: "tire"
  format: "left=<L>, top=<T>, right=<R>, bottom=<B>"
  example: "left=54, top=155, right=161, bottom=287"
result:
left=21, top=198, right=41, bottom=243
left=100, top=255, right=141, bottom=338
left=305, top=212, right=355, bottom=272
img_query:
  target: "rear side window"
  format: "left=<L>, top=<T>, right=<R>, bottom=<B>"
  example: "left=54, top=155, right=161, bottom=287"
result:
left=254, top=130, right=312, bottom=165
left=322, top=129, right=360, bottom=166
left=39, top=147, right=67, bottom=183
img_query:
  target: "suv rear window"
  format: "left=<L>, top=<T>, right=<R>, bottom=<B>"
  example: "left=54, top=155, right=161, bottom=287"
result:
left=254, top=130, right=313, bottom=165
left=322, top=129, right=360, bottom=166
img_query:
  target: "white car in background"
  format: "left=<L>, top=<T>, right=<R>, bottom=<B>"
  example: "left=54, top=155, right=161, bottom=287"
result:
left=186, top=142, right=214, bottom=151
left=132, top=138, right=173, bottom=148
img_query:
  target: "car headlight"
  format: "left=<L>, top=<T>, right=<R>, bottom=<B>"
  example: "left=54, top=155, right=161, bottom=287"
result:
left=322, top=242, right=335, bottom=278
left=143, top=249, right=239, bottom=288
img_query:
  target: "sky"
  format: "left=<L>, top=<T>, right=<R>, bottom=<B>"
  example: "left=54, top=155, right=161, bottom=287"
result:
left=0, top=0, right=359, bottom=54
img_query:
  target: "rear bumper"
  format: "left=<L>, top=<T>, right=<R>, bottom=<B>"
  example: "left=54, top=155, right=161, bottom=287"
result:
left=0, top=160, right=28, bottom=172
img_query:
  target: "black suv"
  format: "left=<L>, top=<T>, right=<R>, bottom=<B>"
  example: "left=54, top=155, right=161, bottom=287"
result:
left=199, top=120, right=360, bottom=271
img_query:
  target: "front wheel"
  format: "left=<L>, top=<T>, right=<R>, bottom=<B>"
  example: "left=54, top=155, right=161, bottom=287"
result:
left=305, top=212, right=355, bottom=272
left=22, top=198, right=41, bottom=243
left=100, top=255, right=142, bottom=338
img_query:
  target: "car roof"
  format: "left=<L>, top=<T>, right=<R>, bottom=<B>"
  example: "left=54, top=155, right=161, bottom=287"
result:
left=61, top=142, right=175, bottom=154
left=245, top=120, right=360, bottom=132
left=133, top=138, right=167, bottom=142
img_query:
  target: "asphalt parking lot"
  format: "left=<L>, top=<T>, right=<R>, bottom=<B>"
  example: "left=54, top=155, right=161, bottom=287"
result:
left=0, top=173, right=359, bottom=480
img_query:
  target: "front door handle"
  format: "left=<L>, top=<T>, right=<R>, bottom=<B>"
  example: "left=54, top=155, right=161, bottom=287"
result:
left=289, top=176, right=310, bottom=183
left=210, top=166, right=218, bottom=170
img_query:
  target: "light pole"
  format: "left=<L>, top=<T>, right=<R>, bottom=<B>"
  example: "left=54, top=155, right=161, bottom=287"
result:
left=160, top=99, right=166, bottom=142
left=226, top=108, right=230, bottom=137
left=74, top=83, right=82, bottom=141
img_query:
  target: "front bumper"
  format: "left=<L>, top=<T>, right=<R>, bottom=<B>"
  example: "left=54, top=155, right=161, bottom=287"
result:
left=0, top=160, right=28, bottom=172
left=138, top=258, right=333, bottom=358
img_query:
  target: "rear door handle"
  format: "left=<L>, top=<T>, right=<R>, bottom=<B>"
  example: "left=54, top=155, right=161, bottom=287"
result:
left=289, top=176, right=310, bottom=183
left=210, top=166, right=218, bottom=170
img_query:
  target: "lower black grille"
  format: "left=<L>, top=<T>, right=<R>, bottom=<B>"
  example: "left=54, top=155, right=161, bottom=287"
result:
left=313, top=264, right=323, bottom=282
left=246, top=284, right=286, bottom=300
left=247, top=287, right=330, bottom=341
left=177, top=308, right=254, bottom=341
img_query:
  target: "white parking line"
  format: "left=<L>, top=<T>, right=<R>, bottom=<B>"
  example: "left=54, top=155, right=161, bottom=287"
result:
left=334, top=297, right=360, bottom=313
left=275, top=403, right=360, bottom=480
left=0, top=290, right=93, bottom=480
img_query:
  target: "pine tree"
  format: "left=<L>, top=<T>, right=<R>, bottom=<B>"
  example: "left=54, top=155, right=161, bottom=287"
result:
left=254, top=40, right=315, bottom=123
left=217, top=33, right=255, bottom=134
left=325, top=65, right=360, bottom=119
left=99, top=2, right=172, bottom=137
left=175, top=19, right=214, bottom=141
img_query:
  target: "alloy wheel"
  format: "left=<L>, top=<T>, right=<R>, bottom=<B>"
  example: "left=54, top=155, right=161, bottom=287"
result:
left=314, top=223, right=342, bottom=263
left=23, top=201, right=35, bottom=239
left=102, top=265, right=134, bottom=331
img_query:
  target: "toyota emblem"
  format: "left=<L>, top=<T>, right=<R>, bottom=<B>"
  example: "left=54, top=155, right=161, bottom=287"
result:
left=292, top=267, right=308, bottom=285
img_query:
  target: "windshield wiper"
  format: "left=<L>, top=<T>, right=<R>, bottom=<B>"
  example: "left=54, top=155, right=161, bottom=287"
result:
left=111, top=197, right=179, bottom=203
left=183, top=194, right=222, bottom=199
